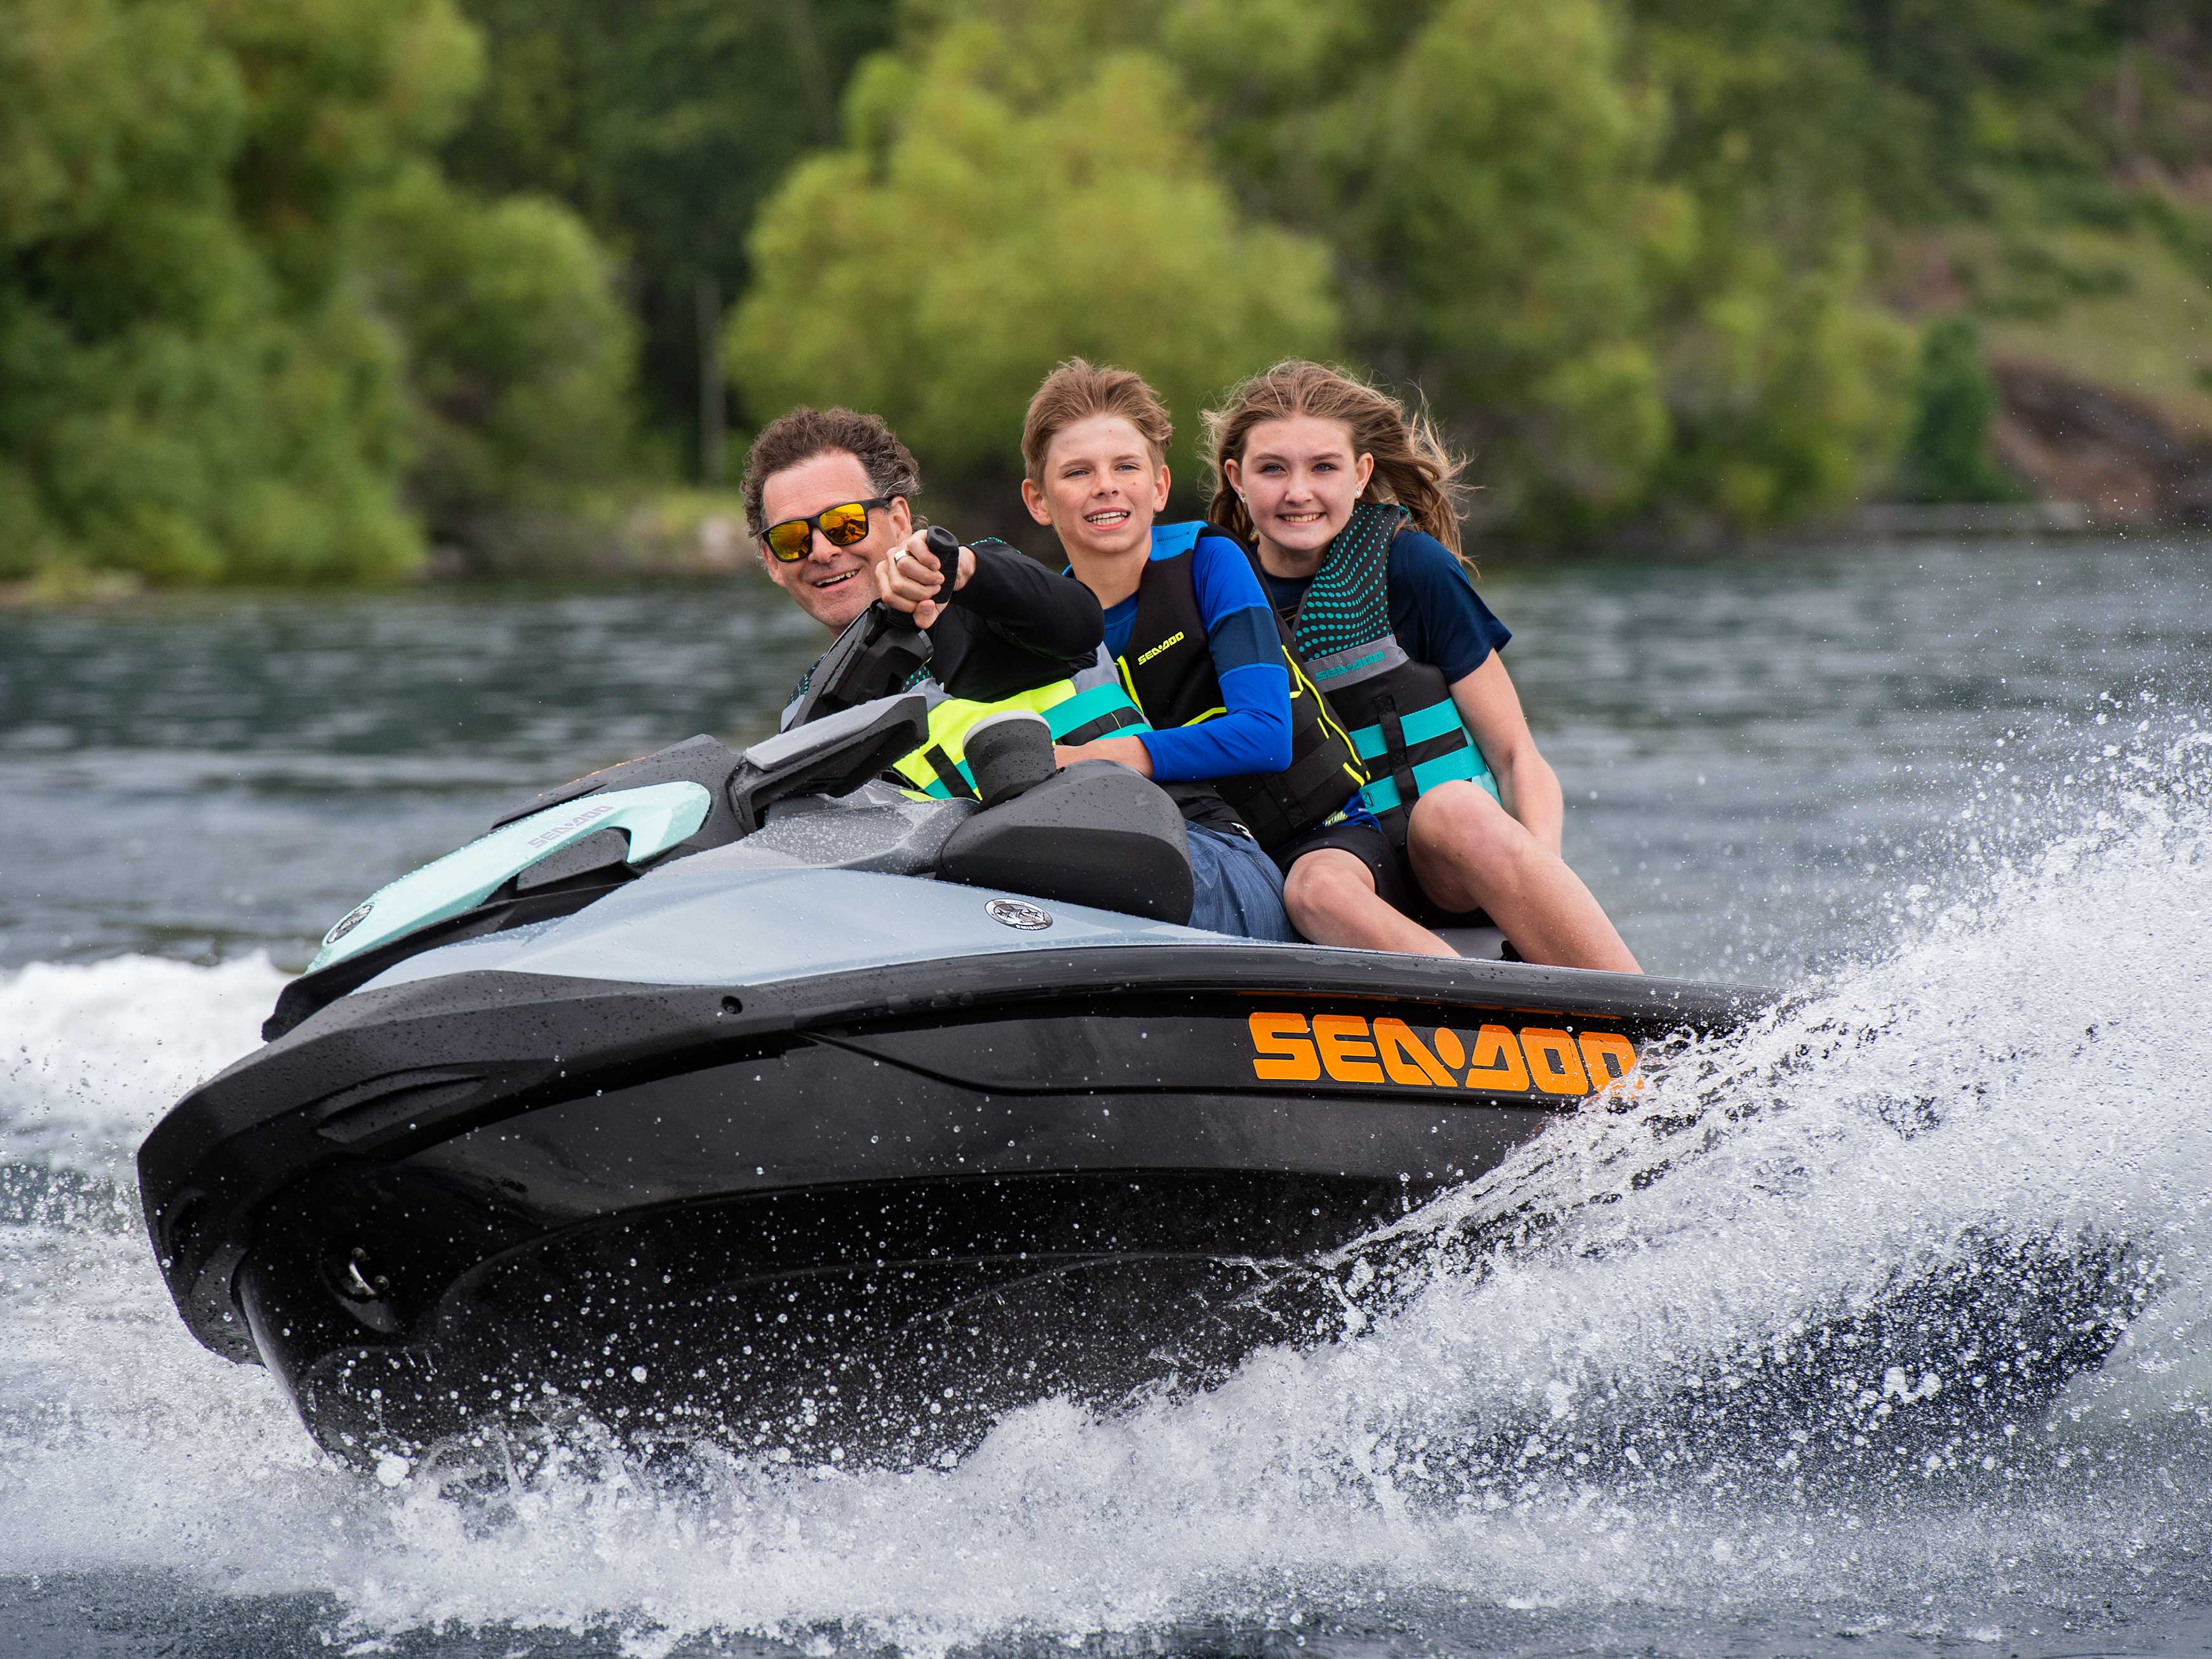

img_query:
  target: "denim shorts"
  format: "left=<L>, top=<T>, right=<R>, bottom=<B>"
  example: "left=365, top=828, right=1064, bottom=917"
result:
left=1184, top=823, right=1297, bottom=941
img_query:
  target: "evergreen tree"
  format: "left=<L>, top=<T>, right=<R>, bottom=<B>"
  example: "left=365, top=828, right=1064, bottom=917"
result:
left=1899, top=316, right=2025, bottom=502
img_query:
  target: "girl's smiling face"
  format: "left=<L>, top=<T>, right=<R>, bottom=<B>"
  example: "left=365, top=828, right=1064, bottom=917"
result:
left=1227, top=415, right=1375, bottom=564
left=1023, top=413, right=1170, bottom=564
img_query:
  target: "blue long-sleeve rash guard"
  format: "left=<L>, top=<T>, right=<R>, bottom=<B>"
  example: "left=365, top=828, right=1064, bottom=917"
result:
left=1098, top=532, right=1291, bottom=782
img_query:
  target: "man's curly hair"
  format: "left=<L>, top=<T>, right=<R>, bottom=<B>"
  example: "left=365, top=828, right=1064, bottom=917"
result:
left=740, top=406, right=922, bottom=537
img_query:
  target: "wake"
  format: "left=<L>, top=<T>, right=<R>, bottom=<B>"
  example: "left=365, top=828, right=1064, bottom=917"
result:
left=0, top=734, right=2208, bottom=1651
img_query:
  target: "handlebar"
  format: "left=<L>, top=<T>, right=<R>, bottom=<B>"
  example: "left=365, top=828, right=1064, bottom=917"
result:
left=786, top=525, right=966, bottom=724
left=885, top=525, right=962, bottom=634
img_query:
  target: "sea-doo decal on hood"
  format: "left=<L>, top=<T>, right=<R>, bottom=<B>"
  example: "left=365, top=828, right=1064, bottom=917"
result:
left=305, top=781, right=713, bottom=974
left=1247, top=1011, right=1638, bottom=1098
left=824, top=995, right=1652, bottom=1108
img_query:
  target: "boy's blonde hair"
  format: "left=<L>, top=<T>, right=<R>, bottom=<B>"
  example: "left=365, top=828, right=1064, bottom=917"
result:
left=1021, top=359, right=1172, bottom=484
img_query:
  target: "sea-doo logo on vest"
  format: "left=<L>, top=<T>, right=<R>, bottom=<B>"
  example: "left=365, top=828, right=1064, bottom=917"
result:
left=1135, top=631, right=1185, bottom=666
left=985, top=898, right=1053, bottom=930
left=324, top=901, right=375, bottom=946
left=1314, top=650, right=1386, bottom=682
left=1245, top=1011, right=1638, bottom=1098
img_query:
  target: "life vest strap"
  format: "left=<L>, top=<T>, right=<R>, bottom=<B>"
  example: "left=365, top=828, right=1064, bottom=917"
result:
left=921, top=745, right=978, bottom=800
left=1050, top=682, right=1152, bottom=745
left=1374, top=695, right=1419, bottom=828
left=1347, top=697, right=1468, bottom=762
left=1361, top=747, right=1499, bottom=815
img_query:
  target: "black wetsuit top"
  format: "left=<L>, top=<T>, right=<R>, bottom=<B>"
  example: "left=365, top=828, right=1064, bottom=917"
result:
left=783, top=538, right=1103, bottom=723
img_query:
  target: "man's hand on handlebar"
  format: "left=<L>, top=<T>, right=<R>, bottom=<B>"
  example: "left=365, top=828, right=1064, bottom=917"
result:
left=875, top=530, right=976, bottom=630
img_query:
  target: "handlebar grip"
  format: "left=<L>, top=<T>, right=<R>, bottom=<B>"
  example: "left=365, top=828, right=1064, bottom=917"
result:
left=920, top=525, right=960, bottom=579
left=880, top=525, right=960, bottom=635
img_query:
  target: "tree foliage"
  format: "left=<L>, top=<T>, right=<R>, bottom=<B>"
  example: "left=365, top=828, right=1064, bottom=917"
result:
left=0, top=0, right=634, bottom=582
left=716, top=0, right=1927, bottom=537
left=1157, top=0, right=1919, bottom=536
left=440, top=0, right=894, bottom=472
left=363, top=166, right=637, bottom=546
left=6, top=0, right=2205, bottom=579
left=1898, top=315, right=2027, bottom=502
left=727, top=10, right=1337, bottom=487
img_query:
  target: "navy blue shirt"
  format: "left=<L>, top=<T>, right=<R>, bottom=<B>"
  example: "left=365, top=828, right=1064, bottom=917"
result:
left=1259, top=528, right=1510, bottom=684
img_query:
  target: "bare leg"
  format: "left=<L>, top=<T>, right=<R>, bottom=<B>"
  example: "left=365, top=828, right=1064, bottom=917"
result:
left=1282, top=847, right=1457, bottom=956
left=1406, top=782, right=1641, bottom=973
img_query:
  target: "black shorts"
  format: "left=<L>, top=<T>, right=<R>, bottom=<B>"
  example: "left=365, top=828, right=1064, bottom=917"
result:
left=1271, top=817, right=1422, bottom=915
left=1271, top=816, right=1494, bottom=930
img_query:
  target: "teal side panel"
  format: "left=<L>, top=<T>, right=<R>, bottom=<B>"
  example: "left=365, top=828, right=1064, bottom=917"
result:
left=1360, top=748, right=1501, bottom=815
left=307, top=781, right=713, bottom=974
left=1046, top=683, right=1156, bottom=739
left=1345, top=700, right=1467, bottom=762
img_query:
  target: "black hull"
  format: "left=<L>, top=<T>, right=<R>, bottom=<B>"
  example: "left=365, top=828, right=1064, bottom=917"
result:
left=142, top=946, right=1760, bottom=1468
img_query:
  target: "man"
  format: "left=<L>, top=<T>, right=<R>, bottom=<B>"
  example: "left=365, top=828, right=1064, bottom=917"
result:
left=745, top=406, right=1102, bottom=725
left=742, top=404, right=1292, bottom=939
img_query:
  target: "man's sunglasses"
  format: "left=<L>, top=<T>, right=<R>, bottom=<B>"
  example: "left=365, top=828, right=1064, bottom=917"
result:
left=760, top=497, right=893, bottom=563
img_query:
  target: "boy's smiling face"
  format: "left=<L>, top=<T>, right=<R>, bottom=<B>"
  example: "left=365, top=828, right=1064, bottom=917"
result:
left=1022, top=413, right=1170, bottom=565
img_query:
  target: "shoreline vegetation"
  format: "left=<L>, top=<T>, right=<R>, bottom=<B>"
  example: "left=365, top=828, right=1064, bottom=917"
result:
left=11, top=518, right=2205, bottom=614
left=8, top=517, right=2203, bottom=615
left=5, top=0, right=2211, bottom=591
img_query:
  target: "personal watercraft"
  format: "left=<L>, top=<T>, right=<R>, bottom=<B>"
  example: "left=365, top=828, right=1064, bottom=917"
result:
left=140, top=534, right=1764, bottom=1470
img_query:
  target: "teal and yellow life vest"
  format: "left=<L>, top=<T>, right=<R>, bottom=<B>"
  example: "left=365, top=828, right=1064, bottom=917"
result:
left=1274, top=502, right=1499, bottom=840
left=1114, top=522, right=1368, bottom=852
left=886, top=648, right=1149, bottom=800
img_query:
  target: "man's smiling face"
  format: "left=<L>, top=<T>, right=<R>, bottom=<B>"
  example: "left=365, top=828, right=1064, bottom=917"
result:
left=757, top=450, right=912, bottom=631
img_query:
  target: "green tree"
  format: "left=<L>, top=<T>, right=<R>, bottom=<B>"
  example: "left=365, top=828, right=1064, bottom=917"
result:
left=1168, top=0, right=1650, bottom=526
left=363, top=166, right=638, bottom=554
left=1643, top=244, right=1912, bottom=529
left=0, top=0, right=638, bottom=583
left=727, top=11, right=1337, bottom=493
left=0, top=0, right=444, bottom=582
left=1341, top=0, right=1688, bottom=529
left=1897, top=314, right=2025, bottom=500
left=442, top=0, right=895, bottom=477
left=1164, top=0, right=1914, bottom=536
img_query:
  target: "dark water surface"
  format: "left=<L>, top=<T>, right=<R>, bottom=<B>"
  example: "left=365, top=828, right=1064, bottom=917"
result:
left=4, top=538, right=2205, bottom=979
left=1, top=537, right=2209, bottom=1657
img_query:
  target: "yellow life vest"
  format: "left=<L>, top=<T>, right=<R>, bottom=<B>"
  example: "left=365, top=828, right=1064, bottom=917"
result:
left=887, top=648, right=1150, bottom=800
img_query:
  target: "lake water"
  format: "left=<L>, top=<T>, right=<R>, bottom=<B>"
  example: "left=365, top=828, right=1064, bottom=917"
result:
left=1, top=536, right=2209, bottom=1656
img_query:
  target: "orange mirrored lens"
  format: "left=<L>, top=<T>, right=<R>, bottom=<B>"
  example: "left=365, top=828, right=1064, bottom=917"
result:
left=764, top=520, right=814, bottom=561
left=816, top=501, right=872, bottom=545
left=762, top=500, right=874, bottom=561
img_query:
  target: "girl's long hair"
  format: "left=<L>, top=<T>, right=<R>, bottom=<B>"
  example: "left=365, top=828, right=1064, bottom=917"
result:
left=1203, top=360, right=1470, bottom=560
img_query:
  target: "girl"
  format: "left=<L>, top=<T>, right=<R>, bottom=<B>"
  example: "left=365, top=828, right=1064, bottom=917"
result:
left=1206, top=359, right=1639, bottom=972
